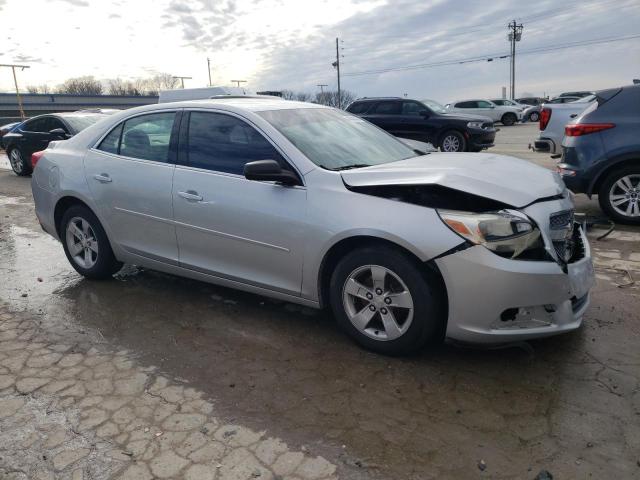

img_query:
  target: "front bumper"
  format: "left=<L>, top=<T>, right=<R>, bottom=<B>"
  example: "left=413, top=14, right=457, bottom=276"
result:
left=468, top=129, right=496, bottom=149
left=435, top=225, right=594, bottom=344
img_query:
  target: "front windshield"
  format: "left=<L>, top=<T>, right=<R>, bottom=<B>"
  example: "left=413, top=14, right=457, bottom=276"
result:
left=258, top=108, right=417, bottom=171
left=63, top=114, right=107, bottom=132
left=420, top=99, right=447, bottom=114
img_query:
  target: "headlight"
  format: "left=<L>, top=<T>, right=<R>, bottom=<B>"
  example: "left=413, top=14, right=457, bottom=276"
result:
left=438, top=209, right=542, bottom=259
left=467, top=121, right=485, bottom=129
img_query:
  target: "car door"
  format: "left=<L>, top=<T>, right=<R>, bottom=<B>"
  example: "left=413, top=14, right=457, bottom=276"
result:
left=361, top=101, right=404, bottom=135
left=84, top=110, right=180, bottom=264
left=18, top=117, right=53, bottom=157
left=172, top=110, right=306, bottom=295
left=475, top=100, right=500, bottom=121
left=398, top=101, right=438, bottom=144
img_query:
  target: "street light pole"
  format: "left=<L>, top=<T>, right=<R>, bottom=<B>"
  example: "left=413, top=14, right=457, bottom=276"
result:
left=1, top=63, right=30, bottom=120
left=231, top=79, right=247, bottom=88
left=207, top=58, right=212, bottom=86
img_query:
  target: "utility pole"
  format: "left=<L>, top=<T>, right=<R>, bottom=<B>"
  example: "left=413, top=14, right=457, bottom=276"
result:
left=332, top=37, right=342, bottom=108
left=172, top=76, right=192, bottom=88
left=207, top=58, right=212, bottom=86
left=317, top=84, right=328, bottom=94
left=1, top=63, right=30, bottom=120
left=507, top=20, right=523, bottom=100
left=231, top=79, right=247, bottom=88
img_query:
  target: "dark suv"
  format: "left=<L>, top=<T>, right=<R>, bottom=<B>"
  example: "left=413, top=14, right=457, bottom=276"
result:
left=558, top=84, right=640, bottom=224
left=346, top=97, right=496, bottom=152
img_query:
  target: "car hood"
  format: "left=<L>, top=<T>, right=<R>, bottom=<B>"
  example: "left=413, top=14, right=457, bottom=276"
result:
left=439, top=113, right=494, bottom=123
left=340, top=153, right=566, bottom=208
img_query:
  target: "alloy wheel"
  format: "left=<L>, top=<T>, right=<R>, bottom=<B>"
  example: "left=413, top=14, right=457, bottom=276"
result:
left=9, top=149, right=23, bottom=174
left=342, top=265, right=414, bottom=341
left=442, top=135, right=461, bottom=152
left=65, top=216, right=99, bottom=269
left=529, top=112, right=540, bottom=122
left=609, top=174, right=640, bottom=218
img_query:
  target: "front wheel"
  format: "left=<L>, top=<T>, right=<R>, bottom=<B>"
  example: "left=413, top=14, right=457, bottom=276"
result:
left=439, top=130, right=466, bottom=152
left=598, top=166, right=640, bottom=225
left=8, top=148, right=31, bottom=176
left=329, top=246, right=444, bottom=355
left=61, top=205, right=123, bottom=279
left=501, top=113, right=517, bottom=126
left=529, top=111, right=540, bottom=122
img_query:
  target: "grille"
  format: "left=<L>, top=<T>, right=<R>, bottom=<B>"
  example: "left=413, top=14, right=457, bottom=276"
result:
left=549, top=209, right=574, bottom=230
left=549, top=209, right=576, bottom=262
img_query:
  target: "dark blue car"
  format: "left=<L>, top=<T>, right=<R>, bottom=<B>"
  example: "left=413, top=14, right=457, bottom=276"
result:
left=557, top=84, right=640, bottom=224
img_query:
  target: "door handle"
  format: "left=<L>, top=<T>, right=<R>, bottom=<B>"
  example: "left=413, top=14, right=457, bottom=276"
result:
left=178, top=190, right=203, bottom=202
left=93, top=173, right=112, bottom=183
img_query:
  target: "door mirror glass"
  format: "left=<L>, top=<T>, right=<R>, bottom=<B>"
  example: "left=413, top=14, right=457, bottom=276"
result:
left=244, top=160, right=299, bottom=186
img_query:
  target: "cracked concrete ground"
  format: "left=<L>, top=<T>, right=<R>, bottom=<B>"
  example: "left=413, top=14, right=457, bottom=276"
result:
left=1, top=124, right=639, bottom=479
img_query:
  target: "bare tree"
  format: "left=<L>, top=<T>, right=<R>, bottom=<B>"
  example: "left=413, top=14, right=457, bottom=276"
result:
left=56, top=76, right=103, bottom=95
left=314, top=90, right=356, bottom=109
left=26, top=84, right=51, bottom=94
left=145, top=73, right=180, bottom=94
left=107, top=78, right=146, bottom=96
left=295, top=92, right=312, bottom=102
left=280, top=89, right=296, bottom=100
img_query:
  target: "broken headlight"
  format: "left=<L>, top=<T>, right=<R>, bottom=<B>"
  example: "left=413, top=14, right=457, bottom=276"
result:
left=438, top=209, right=542, bottom=259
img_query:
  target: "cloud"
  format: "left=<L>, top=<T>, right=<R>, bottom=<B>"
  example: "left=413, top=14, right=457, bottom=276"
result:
left=13, top=54, right=43, bottom=63
left=57, top=0, right=90, bottom=6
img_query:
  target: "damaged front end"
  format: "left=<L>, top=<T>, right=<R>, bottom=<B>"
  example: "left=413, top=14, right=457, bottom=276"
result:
left=348, top=181, right=594, bottom=343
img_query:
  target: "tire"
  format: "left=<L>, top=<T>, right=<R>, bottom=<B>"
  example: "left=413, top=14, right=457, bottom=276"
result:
left=329, top=246, right=444, bottom=355
left=598, top=166, right=640, bottom=225
left=60, top=205, right=122, bottom=279
left=439, top=130, right=466, bottom=152
left=501, top=113, right=517, bottom=126
left=529, top=111, right=540, bottom=122
left=8, top=147, right=32, bottom=176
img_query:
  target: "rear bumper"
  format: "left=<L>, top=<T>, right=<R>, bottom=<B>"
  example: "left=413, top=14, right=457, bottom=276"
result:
left=534, top=138, right=556, bottom=153
left=435, top=226, right=593, bottom=344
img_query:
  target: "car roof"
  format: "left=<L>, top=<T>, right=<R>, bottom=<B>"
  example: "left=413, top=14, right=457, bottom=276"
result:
left=132, top=97, right=327, bottom=113
left=353, top=97, right=403, bottom=102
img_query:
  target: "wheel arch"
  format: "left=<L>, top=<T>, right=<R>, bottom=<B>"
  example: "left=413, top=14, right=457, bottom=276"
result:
left=588, top=155, right=640, bottom=196
left=317, top=235, right=448, bottom=327
left=54, top=196, right=96, bottom=238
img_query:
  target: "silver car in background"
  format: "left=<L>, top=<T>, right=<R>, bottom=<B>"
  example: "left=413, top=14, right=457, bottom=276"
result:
left=31, top=97, right=594, bottom=355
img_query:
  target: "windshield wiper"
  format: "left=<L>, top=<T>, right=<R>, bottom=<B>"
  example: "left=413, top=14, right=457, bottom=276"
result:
left=332, top=164, right=372, bottom=171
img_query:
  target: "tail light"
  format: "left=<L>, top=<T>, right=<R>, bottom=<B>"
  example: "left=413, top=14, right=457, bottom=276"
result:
left=31, top=150, right=45, bottom=169
left=564, top=123, right=615, bottom=137
left=539, top=108, right=552, bottom=131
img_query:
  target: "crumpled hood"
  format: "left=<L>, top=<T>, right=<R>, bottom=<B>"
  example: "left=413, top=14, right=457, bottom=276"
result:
left=340, top=153, right=566, bottom=208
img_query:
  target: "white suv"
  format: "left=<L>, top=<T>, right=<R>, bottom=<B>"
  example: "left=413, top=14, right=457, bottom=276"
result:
left=445, top=99, right=523, bottom=126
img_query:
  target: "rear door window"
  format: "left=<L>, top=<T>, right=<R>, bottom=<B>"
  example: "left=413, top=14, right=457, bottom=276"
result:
left=372, top=102, right=401, bottom=114
left=23, top=117, right=50, bottom=132
left=476, top=101, right=494, bottom=108
left=119, top=112, right=176, bottom=162
left=456, top=101, right=477, bottom=108
left=97, top=123, right=124, bottom=154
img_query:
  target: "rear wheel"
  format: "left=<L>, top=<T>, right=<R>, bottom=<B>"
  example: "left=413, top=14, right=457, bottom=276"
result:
left=598, top=166, right=640, bottom=225
left=329, top=246, right=444, bottom=355
left=8, top=148, right=31, bottom=176
left=501, top=113, right=517, bottom=126
left=439, top=130, right=466, bottom=152
left=529, top=111, right=540, bottom=122
left=61, top=205, right=122, bottom=279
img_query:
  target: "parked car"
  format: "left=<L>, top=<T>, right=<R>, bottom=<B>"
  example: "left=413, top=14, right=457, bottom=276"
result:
left=516, top=97, right=548, bottom=106
left=558, top=84, right=640, bottom=224
left=346, top=97, right=495, bottom=152
left=0, top=121, right=20, bottom=140
left=490, top=99, right=539, bottom=122
left=558, top=91, right=594, bottom=98
left=534, top=96, right=596, bottom=154
left=32, top=97, right=594, bottom=355
left=444, top=99, right=522, bottom=126
left=2, top=112, right=111, bottom=176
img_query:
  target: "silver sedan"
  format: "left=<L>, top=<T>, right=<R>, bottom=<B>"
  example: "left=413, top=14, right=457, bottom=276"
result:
left=31, top=97, right=594, bottom=355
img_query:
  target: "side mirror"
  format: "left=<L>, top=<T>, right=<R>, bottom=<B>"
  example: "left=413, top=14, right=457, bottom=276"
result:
left=49, top=128, right=69, bottom=138
left=418, top=110, right=430, bottom=117
left=244, top=160, right=299, bottom=186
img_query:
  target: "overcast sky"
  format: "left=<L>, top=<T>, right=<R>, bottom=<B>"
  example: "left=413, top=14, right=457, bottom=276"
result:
left=0, top=0, right=638, bottom=101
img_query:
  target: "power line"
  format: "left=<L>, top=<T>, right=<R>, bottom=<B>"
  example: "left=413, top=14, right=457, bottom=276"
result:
left=342, top=33, right=640, bottom=77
